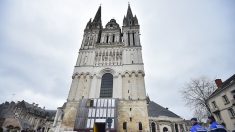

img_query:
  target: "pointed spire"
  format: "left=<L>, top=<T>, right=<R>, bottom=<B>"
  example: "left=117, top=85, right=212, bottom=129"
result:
left=85, top=19, right=92, bottom=29
left=123, top=4, right=138, bottom=27
left=93, top=6, right=101, bottom=23
left=126, top=3, right=133, bottom=18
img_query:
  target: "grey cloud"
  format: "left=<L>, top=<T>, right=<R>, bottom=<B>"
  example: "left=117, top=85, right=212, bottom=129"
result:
left=0, top=0, right=235, bottom=119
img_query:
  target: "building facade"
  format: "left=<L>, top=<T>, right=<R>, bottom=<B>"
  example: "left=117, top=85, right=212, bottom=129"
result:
left=52, top=5, right=189, bottom=132
left=148, top=101, right=187, bottom=132
left=54, top=5, right=149, bottom=132
left=0, top=100, right=56, bottom=132
left=207, top=74, right=235, bottom=131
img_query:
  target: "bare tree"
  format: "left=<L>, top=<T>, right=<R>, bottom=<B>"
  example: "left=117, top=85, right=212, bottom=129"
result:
left=181, top=77, right=216, bottom=120
left=193, top=106, right=208, bottom=122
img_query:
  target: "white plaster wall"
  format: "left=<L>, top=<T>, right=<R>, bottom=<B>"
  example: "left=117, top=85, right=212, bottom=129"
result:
left=207, top=83, right=235, bottom=131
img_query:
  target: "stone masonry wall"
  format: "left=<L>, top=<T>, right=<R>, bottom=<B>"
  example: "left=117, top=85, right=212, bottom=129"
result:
left=117, top=100, right=150, bottom=132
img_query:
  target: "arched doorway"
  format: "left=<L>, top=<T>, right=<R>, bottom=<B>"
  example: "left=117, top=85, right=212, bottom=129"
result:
left=163, top=127, right=168, bottom=132
left=151, top=122, right=156, bottom=132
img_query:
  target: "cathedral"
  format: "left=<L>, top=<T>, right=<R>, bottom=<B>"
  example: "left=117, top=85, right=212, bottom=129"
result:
left=53, top=5, right=187, bottom=132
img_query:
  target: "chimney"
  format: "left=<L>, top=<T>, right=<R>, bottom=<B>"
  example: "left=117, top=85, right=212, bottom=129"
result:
left=36, top=104, right=38, bottom=107
left=215, top=79, right=223, bottom=88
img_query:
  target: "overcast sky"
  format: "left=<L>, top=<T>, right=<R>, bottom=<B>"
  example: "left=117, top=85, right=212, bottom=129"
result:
left=0, top=0, right=235, bottom=119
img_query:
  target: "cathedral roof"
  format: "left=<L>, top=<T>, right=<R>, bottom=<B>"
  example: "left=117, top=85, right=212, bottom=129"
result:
left=148, top=101, right=181, bottom=118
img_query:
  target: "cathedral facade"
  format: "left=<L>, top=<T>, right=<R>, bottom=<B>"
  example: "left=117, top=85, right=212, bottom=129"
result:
left=53, top=5, right=187, bottom=132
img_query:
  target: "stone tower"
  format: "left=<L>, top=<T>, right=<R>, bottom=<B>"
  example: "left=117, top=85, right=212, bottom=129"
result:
left=56, top=5, right=150, bottom=132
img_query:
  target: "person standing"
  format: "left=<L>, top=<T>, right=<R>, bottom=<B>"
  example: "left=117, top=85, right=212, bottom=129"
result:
left=207, top=116, right=227, bottom=132
left=190, top=118, right=207, bottom=132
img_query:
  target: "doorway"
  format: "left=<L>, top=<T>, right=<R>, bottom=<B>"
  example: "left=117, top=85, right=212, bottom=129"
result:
left=94, top=123, right=106, bottom=132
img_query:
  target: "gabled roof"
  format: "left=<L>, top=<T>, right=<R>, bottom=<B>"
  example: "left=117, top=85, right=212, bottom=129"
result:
left=148, top=101, right=180, bottom=118
left=208, top=74, right=235, bottom=100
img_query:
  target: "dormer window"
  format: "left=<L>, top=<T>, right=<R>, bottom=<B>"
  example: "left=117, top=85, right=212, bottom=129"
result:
left=110, top=24, right=113, bottom=27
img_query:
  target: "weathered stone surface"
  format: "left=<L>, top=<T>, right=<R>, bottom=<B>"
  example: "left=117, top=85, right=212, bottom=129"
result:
left=117, top=100, right=150, bottom=132
left=61, top=101, right=79, bottom=130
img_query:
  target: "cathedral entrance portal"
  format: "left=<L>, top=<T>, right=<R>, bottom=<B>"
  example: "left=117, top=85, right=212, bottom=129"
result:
left=94, top=123, right=106, bottom=132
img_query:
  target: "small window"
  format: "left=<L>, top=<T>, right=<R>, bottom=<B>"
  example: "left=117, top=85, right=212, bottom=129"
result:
left=132, top=33, right=135, bottom=46
left=130, top=117, right=132, bottom=122
left=212, top=101, right=218, bottom=108
left=106, top=36, right=109, bottom=43
left=222, top=95, right=230, bottom=104
left=228, top=108, right=235, bottom=118
left=90, top=100, right=94, bottom=107
left=139, top=122, right=143, bottom=130
left=231, top=90, right=235, bottom=94
left=215, top=112, right=222, bottom=120
left=130, top=108, right=132, bottom=111
left=112, top=35, right=115, bottom=42
left=123, top=122, right=127, bottom=130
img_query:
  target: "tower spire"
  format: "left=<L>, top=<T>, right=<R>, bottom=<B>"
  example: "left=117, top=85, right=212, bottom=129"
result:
left=123, top=4, right=138, bottom=27
left=126, top=3, right=133, bottom=18
left=93, top=5, right=101, bottom=23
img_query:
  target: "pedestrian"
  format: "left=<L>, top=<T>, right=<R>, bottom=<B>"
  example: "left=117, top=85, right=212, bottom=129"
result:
left=190, top=118, right=207, bottom=132
left=207, top=116, right=227, bottom=132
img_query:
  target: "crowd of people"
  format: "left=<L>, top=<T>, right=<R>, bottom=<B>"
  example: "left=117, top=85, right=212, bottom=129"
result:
left=190, top=116, right=227, bottom=132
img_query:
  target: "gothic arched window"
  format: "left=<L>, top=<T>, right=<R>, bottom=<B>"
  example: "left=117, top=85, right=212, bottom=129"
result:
left=151, top=122, right=156, bottom=132
left=100, top=73, right=113, bottom=98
